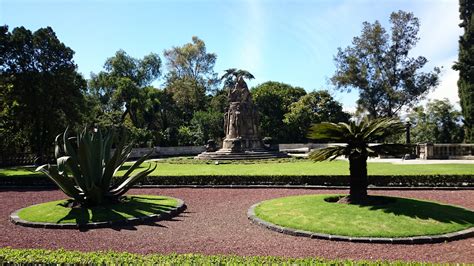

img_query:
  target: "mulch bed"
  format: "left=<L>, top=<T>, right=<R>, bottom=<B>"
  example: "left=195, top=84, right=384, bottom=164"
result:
left=0, top=188, right=473, bottom=263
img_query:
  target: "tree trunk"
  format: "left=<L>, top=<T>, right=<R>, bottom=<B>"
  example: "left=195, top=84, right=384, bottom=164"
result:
left=348, top=154, right=368, bottom=202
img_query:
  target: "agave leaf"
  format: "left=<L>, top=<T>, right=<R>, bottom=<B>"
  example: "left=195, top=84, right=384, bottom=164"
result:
left=109, top=163, right=157, bottom=197
left=87, top=129, right=103, bottom=186
left=77, top=135, right=93, bottom=191
left=101, top=141, right=123, bottom=190
left=56, top=156, right=70, bottom=176
left=36, top=164, right=82, bottom=200
left=119, top=148, right=155, bottom=181
left=54, top=134, right=62, bottom=159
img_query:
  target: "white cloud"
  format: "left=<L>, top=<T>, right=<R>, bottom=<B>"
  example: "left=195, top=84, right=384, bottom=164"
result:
left=426, top=57, right=460, bottom=107
left=412, top=2, right=462, bottom=61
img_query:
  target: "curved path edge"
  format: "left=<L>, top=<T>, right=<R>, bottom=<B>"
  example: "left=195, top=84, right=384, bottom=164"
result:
left=247, top=203, right=474, bottom=244
left=10, top=197, right=186, bottom=229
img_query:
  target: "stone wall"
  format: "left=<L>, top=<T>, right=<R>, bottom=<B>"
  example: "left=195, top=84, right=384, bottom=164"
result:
left=128, top=146, right=206, bottom=159
left=417, top=143, right=474, bottom=160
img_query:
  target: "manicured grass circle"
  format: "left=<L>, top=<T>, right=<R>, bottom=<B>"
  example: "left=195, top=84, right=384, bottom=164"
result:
left=254, top=194, right=474, bottom=238
left=17, top=195, right=178, bottom=225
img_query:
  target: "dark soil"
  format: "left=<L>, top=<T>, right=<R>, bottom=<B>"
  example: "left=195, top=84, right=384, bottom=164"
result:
left=0, top=188, right=473, bottom=263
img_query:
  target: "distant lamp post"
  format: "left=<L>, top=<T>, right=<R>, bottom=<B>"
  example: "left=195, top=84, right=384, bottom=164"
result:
left=404, top=117, right=411, bottom=144
left=404, top=117, right=412, bottom=160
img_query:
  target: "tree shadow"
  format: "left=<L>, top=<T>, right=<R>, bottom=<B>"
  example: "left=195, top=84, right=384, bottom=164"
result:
left=358, top=196, right=474, bottom=225
left=55, top=196, right=184, bottom=230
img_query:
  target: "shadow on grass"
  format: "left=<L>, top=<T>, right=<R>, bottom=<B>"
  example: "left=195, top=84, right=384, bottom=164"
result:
left=360, top=196, right=474, bottom=225
left=56, top=196, right=181, bottom=230
left=117, top=164, right=148, bottom=172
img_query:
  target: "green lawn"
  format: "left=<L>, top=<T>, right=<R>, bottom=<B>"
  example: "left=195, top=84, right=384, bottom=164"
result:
left=17, top=195, right=178, bottom=224
left=121, top=159, right=474, bottom=176
left=2, top=159, right=474, bottom=177
left=254, top=194, right=474, bottom=237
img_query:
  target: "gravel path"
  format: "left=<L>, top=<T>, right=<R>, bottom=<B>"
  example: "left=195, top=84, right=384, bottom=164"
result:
left=1, top=188, right=473, bottom=263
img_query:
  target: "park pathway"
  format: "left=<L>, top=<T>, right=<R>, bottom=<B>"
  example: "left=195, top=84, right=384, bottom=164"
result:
left=0, top=188, right=473, bottom=263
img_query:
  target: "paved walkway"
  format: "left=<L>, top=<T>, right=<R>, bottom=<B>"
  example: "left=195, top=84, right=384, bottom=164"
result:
left=0, top=188, right=473, bottom=263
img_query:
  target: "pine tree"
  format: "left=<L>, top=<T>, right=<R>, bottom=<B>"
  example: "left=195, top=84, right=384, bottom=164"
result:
left=453, top=0, right=474, bottom=143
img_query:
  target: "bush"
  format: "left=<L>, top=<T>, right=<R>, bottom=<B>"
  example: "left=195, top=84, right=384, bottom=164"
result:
left=1, top=173, right=472, bottom=187
left=0, top=247, right=432, bottom=265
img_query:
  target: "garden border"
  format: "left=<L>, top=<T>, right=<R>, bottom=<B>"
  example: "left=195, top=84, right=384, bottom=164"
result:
left=247, top=202, right=474, bottom=244
left=1, top=174, right=473, bottom=188
left=10, top=197, right=186, bottom=229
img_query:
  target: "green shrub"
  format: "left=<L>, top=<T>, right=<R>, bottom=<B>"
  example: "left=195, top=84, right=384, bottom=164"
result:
left=0, top=247, right=439, bottom=265
left=1, top=174, right=471, bottom=187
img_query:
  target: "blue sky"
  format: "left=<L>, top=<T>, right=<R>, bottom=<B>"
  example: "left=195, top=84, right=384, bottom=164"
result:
left=0, top=0, right=461, bottom=112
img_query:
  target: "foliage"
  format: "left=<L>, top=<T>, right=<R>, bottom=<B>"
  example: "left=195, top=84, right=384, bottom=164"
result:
left=163, top=36, right=218, bottom=92
left=284, top=91, right=351, bottom=142
left=407, top=99, right=464, bottom=143
left=255, top=194, right=474, bottom=237
left=2, top=172, right=473, bottom=188
left=453, top=0, right=474, bottom=143
left=36, top=128, right=156, bottom=206
left=308, top=118, right=408, bottom=201
left=166, top=77, right=207, bottom=122
left=331, top=10, right=440, bottom=118
left=0, top=26, right=87, bottom=159
left=164, top=36, right=218, bottom=122
left=190, top=110, right=224, bottom=145
left=0, top=248, right=431, bottom=265
left=251, top=81, right=306, bottom=142
left=88, top=50, right=161, bottom=128
left=221, top=68, right=255, bottom=89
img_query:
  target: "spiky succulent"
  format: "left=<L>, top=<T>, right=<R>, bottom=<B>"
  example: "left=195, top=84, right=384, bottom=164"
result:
left=36, top=128, right=156, bottom=206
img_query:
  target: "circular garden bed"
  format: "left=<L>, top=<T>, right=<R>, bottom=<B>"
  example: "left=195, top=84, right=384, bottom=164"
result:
left=248, top=194, right=474, bottom=244
left=11, top=195, right=185, bottom=229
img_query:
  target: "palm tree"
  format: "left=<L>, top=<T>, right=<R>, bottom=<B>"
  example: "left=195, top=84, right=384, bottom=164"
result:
left=308, top=118, right=408, bottom=203
left=221, top=68, right=254, bottom=88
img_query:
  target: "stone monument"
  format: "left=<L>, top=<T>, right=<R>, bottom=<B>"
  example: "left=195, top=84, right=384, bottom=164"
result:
left=196, top=69, right=288, bottom=160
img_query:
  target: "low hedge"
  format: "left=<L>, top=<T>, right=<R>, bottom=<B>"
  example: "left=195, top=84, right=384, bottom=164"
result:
left=0, top=174, right=472, bottom=187
left=0, top=248, right=441, bottom=265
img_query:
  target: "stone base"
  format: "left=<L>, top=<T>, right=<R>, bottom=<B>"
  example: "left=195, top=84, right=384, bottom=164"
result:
left=195, top=149, right=289, bottom=160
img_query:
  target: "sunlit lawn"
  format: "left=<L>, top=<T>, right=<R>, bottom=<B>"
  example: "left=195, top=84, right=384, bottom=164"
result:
left=1, top=159, right=473, bottom=177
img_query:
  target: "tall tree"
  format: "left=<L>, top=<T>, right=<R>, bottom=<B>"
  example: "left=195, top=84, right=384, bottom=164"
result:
left=332, top=10, right=440, bottom=118
left=163, top=36, right=218, bottom=121
left=251, top=81, right=306, bottom=142
left=0, top=25, right=87, bottom=159
left=453, top=0, right=474, bottom=143
left=89, top=50, right=161, bottom=127
left=284, top=91, right=350, bottom=142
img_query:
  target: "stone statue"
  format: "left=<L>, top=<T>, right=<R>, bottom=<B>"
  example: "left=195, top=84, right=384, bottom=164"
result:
left=221, top=69, right=262, bottom=151
left=195, top=69, right=288, bottom=160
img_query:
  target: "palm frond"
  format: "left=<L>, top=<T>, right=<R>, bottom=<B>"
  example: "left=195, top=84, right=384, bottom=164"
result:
left=309, top=146, right=347, bottom=161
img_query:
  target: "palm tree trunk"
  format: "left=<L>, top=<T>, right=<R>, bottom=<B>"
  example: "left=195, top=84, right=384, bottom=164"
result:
left=348, top=155, right=368, bottom=202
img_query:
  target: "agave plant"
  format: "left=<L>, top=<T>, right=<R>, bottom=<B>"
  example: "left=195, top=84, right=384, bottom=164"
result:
left=308, top=118, right=409, bottom=202
left=36, top=128, right=156, bottom=207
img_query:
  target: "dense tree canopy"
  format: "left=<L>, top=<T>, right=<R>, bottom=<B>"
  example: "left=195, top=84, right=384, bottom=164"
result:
left=284, top=91, right=351, bottom=142
left=453, top=0, right=474, bottom=143
left=0, top=26, right=87, bottom=159
left=407, top=99, right=464, bottom=143
left=164, top=36, right=218, bottom=122
left=251, top=81, right=306, bottom=142
left=89, top=50, right=161, bottom=126
left=332, top=10, right=440, bottom=118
